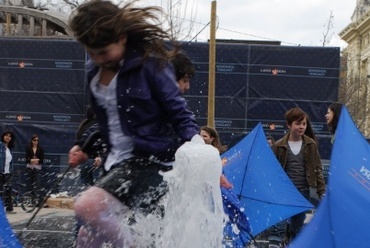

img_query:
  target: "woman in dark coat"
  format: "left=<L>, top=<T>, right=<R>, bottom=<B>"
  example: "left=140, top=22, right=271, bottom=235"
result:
left=25, top=134, right=44, bottom=199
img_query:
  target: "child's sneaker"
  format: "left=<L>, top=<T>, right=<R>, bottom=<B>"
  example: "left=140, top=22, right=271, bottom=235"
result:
left=268, top=240, right=282, bottom=248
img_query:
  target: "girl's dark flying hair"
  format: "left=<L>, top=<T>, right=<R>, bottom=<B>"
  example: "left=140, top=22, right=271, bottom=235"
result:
left=69, top=0, right=178, bottom=63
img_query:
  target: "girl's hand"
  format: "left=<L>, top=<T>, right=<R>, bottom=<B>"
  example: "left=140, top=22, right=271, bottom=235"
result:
left=30, top=158, right=40, bottom=165
left=93, top=157, right=102, bottom=167
left=220, top=174, right=233, bottom=189
left=68, top=145, right=88, bottom=167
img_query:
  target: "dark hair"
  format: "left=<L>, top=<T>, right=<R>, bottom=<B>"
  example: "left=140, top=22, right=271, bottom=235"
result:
left=266, top=133, right=275, bottom=144
left=1, top=131, right=15, bottom=150
left=69, top=0, right=178, bottom=63
left=327, top=102, right=343, bottom=135
left=200, top=126, right=227, bottom=153
left=86, top=106, right=95, bottom=120
left=171, top=52, right=195, bottom=81
left=285, top=107, right=317, bottom=143
left=29, top=134, right=40, bottom=147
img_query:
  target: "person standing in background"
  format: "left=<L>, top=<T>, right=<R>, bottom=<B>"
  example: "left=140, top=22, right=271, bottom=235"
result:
left=325, top=102, right=343, bottom=144
left=77, top=107, right=102, bottom=187
left=271, top=107, right=326, bottom=246
left=74, top=107, right=103, bottom=239
left=0, top=131, right=16, bottom=214
left=171, top=52, right=195, bottom=94
left=266, top=133, right=275, bottom=148
left=200, top=126, right=232, bottom=189
left=25, top=134, right=45, bottom=204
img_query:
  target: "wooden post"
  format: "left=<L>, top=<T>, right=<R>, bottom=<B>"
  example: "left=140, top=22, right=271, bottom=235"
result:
left=207, top=0, right=217, bottom=128
left=6, top=13, right=11, bottom=35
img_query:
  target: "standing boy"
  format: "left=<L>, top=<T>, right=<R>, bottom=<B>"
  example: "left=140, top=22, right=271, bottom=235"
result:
left=269, top=107, right=325, bottom=247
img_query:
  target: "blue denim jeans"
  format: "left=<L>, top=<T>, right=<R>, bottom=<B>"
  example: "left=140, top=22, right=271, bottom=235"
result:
left=268, top=189, right=310, bottom=245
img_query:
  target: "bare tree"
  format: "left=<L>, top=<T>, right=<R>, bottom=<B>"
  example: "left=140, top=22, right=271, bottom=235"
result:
left=61, top=0, right=78, bottom=8
left=339, top=76, right=370, bottom=134
left=35, top=0, right=80, bottom=14
left=338, top=55, right=370, bottom=135
left=163, top=0, right=198, bottom=41
left=321, top=10, right=334, bottom=47
left=34, top=0, right=200, bottom=42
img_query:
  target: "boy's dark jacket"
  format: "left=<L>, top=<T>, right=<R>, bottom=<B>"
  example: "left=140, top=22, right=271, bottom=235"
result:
left=77, top=48, right=199, bottom=162
left=274, top=133, right=326, bottom=197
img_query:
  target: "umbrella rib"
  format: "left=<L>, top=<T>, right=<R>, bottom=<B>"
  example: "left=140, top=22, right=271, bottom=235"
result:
left=238, top=125, right=261, bottom=197
left=239, top=195, right=313, bottom=209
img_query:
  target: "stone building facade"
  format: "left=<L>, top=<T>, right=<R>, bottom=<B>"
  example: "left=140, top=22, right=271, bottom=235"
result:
left=0, top=3, right=71, bottom=37
left=339, top=0, right=370, bottom=136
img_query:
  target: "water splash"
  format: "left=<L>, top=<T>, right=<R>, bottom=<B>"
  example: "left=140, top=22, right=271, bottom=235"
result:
left=157, top=134, right=224, bottom=247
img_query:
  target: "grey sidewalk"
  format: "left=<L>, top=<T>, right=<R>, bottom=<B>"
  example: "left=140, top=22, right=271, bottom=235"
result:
left=6, top=207, right=314, bottom=248
left=6, top=206, right=77, bottom=247
left=6, top=206, right=75, bottom=225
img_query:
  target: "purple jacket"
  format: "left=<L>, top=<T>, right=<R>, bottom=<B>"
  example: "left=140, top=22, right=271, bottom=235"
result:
left=87, top=48, right=199, bottom=162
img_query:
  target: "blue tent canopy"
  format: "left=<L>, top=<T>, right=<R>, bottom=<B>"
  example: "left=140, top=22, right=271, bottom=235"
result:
left=290, top=106, right=370, bottom=248
left=223, top=123, right=313, bottom=238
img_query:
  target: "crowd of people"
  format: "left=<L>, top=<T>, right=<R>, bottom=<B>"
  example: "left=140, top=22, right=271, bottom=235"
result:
left=0, top=132, right=47, bottom=214
left=0, top=1, right=345, bottom=247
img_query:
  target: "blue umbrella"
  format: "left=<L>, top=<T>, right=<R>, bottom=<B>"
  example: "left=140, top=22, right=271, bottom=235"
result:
left=222, top=186, right=253, bottom=247
left=0, top=200, right=23, bottom=248
left=223, top=123, right=313, bottom=241
left=290, top=106, right=370, bottom=247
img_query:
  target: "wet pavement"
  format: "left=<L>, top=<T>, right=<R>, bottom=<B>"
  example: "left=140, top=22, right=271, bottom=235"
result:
left=7, top=206, right=76, bottom=248
left=5, top=206, right=314, bottom=248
